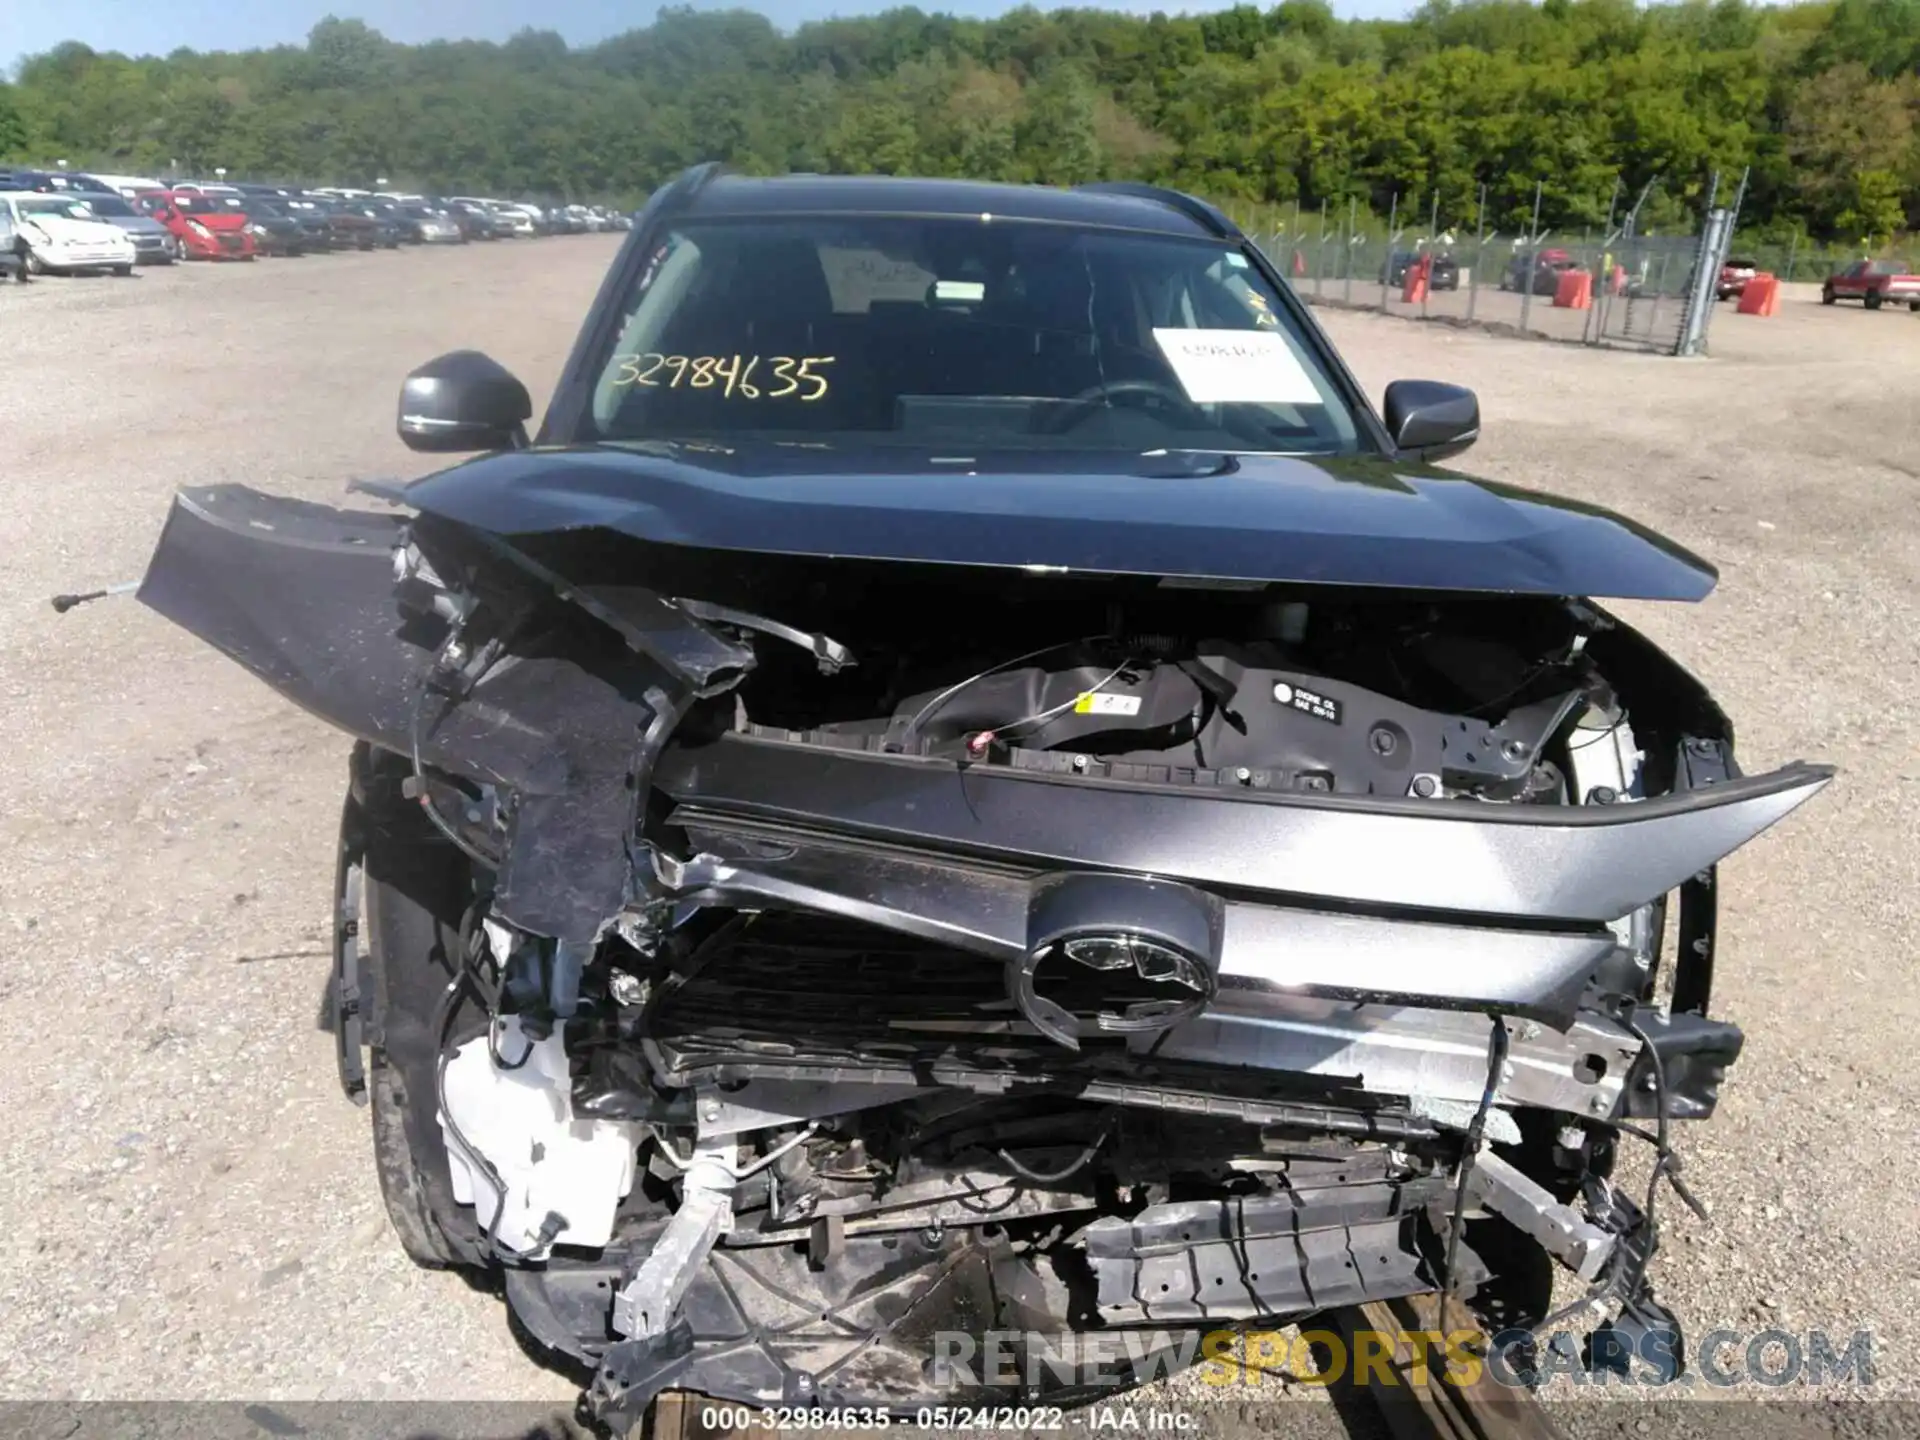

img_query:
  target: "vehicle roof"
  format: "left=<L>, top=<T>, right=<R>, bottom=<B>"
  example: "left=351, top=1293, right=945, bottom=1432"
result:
left=680, top=174, right=1224, bottom=239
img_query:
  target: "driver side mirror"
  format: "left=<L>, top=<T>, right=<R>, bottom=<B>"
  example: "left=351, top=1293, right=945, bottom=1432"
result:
left=1382, top=380, right=1480, bottom=462
left=397, top=349, right=533, bottom=453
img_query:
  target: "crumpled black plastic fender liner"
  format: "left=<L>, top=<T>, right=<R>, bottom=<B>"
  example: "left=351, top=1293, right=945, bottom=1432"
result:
left=137, top=485, right=675, bottom=942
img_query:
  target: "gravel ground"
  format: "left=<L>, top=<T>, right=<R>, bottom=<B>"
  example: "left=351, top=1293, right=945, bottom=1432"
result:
left=0, top=241, right=1914, bottom=1422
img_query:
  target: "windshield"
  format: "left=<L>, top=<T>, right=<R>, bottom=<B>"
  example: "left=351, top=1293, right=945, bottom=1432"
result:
left=67, top=195, right=135, bottom=218
left=588, top=217, right=1362, bottom=456
left=19, top=196, right=102, bottom=219
left=174, top=195, right=234, bottom=215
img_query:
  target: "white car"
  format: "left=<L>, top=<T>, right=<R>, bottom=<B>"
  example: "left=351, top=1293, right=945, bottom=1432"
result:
left=0, top=191, right=139, bottom=276
left=81, top=172, right=165, bottom=198
left=485, top=201, right=538, bottom=237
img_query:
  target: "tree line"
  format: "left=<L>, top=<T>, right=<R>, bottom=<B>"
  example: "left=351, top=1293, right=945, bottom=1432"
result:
left=2, top=0, right=1917, bottom=245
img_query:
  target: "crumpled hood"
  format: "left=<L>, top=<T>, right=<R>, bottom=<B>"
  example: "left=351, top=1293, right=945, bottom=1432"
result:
left=22, top=214, right=131, bottom=246
left=399, top=442, right=1719, bottom=602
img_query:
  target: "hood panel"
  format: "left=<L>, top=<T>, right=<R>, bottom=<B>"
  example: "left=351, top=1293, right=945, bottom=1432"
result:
left=402, top=445, right=1717, bottom=601
left=24, top=215, right=131, bottom=245
left=101, top=216, right=169, bottom=236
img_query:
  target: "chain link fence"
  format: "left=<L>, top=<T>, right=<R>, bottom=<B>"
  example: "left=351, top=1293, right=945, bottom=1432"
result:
left=1231, top=176, right=1750, bottom=356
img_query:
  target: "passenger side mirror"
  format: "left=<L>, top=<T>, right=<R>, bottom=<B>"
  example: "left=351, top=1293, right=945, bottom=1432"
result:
left=1382, top=380, right=1480, bottom=462
left=397, top=349, right=533, bottom=454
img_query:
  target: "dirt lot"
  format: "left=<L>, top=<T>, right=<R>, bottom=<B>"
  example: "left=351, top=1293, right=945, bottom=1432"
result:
left=1, top=240, right=1916, bottom=1413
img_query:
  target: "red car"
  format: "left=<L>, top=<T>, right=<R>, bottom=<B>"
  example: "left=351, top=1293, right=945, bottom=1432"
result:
left=1715, top=256, right=1756, bottom=300
left=1821, top=258, right=1920, bottom=311
left=134, top=189, right=257, bottom=261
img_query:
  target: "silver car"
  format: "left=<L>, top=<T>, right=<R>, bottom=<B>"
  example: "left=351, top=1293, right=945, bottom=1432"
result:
left=66, top=192, right=177, bottom=263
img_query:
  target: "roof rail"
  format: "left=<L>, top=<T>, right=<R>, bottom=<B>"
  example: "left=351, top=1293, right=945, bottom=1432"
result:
left=1074, top=181, right=1236, bottom=239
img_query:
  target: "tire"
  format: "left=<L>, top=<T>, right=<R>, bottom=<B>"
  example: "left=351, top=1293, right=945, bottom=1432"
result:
left=1821, top=287, right=1835, bottom=305
left=25, top=250, right=47, bottom=276
left=1909, top=301, right=1919, bottom=313
left=355, top=758, right=487, bottom=1272
left=113, top=264, right=133, bottom=277
left=1865, top=289, right=1882, bottom=310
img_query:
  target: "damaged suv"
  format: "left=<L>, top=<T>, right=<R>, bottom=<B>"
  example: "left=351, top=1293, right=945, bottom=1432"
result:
left=135, top=168, right=1829, bottom=1429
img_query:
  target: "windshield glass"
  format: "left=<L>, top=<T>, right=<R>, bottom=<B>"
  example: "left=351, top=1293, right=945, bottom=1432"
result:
left=68, top=195, right=135, bottom=218
left=19, top=196, right=102, bottom=219
left=588, top=218, right=1362, bottom=455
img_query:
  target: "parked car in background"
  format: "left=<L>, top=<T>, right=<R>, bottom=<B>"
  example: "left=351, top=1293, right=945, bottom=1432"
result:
left=134, top=190, right=257, bottom=261
left=484, top=200, right=537, bottom=237
left=0, top=191, right=138, bottom=275
left=79, top=173, right=165, bottom=197
left=1499, top=248, right=1578, bottom=295
left=352, top=202, right=408, bottom=248
left=215, top=195, right=310, bottom=256
left=449, top=198, right=520, bottom=238
left=1715, top=257, right=1757, bottom=301
left=443, top=201, right=501, bottom=241
left=287, top=195, right=379, bottom=251
left=391, top=202, right=466, bottom=244
left=1821, top=258, right=1920, bottom=311
left=33, top=171, right=120, bottom=195
left=1379, top=249, right=1460, bottom=291
left=64, top=191, right=176, bottom=263
left=0, top=169, right=63, bottom=192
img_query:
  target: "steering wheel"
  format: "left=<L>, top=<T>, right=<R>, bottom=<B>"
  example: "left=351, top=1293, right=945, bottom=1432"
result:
left=1037, top=377, right=1205, bottom=435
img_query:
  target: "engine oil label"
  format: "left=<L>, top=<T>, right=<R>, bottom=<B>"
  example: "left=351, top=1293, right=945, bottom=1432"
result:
left=1272, top=680, right=1342, bottom=724
left=1075, top=691, right=1142, bottom=716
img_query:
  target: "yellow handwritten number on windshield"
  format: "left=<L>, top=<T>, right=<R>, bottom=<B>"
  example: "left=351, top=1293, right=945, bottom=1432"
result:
left=614, top=353, right=834, bottom=402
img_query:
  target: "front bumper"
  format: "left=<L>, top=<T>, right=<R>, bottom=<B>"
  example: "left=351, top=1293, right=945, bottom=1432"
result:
left=181, top=233, right=253, bottom=259
left=651, top=735, right=1828, bottom=1029
left=34, top=243, right=136, bottom=269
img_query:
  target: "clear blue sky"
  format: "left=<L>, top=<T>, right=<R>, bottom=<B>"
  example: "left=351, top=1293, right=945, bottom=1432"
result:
left=4, top=0, right=1416, bottom=68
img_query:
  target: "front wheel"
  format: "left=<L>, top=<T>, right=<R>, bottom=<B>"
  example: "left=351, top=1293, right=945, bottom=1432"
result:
left=1821, top=287, right=1836, bottom=305
left=113, top=264, right=133, bottom=277
left=1865, top=289, right=1883, bottom=310
left=25, top=250, right=48, bottom=276
left=351, top=763, right=480, bottom=1272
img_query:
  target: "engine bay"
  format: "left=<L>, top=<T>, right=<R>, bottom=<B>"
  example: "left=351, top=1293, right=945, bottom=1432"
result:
left=129, top=480, right=1834, bottom=1431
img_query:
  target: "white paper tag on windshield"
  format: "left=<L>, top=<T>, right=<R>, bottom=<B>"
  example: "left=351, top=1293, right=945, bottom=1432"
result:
left=1152, top=328, right=1321, bottom=405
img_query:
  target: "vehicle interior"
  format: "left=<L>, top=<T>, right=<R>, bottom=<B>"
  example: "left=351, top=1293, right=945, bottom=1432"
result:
left=591, top=218, right=1358, bottom=454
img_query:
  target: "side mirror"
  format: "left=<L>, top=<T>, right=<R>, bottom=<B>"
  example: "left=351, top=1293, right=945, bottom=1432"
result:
left=397, top=349, right=533, bottom=454
left=1382, top=379, right=1480, bottom=462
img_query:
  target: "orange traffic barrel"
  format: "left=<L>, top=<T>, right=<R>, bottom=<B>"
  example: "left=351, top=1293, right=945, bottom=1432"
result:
left=1401, top=256, right=1429, bottom=304
left=1552, top=270, right=1592, bottom=309
left=1737, top=274, right=1779, bottom=316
